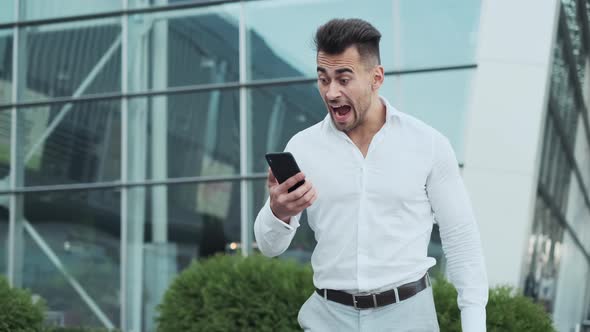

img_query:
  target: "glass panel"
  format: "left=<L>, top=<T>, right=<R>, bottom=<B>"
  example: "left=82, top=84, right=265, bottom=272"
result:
left=22, top=0, right=121, bottom=21
left=0, top=1, right=14, bottom=24
left=127, top=90, right=239, bottom=181
left=126, top=182, right=240, bottom=331
left=523, top=197, right=564, bottom=312
left=0, top=195, right=7, bottom=276
left=128, top=4, right=240, bottom=93
left=22, top=18, right=121, bottom=102
left=22, top=188, right=120, bottom=328
left=381, top=69, right=475, bottom=162
left=0, top=109, right=9, bottom=181
left=245, top=0, right=481, bottom=81
left=249, top=82, right=325, bottom=173
left=129, top=0, right=214, bottom=9
left=19, top=99, right=121, bottom=186
left=0, top=29, right=12, bottom=105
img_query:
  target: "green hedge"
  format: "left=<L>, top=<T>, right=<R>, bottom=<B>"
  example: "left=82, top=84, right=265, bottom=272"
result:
left=0, top=275, right=45, bottom=332
left=433, top=278, right=556, bottom=332
left=158, top=256, right=557, bottom=332
left=157, top=254, right=314, bottom=332
left=44, top=328, right=120, bottom=332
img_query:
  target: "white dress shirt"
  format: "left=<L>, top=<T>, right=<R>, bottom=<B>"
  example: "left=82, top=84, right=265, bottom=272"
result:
left=254, top=96, right=488, bottom=331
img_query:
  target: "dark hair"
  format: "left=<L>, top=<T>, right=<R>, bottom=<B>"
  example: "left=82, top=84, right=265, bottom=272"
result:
left=314, top=18, right=382, bottom=65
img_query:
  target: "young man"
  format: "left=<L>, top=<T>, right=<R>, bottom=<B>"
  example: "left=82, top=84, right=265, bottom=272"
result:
left=254, top=18, right=488, bottom=332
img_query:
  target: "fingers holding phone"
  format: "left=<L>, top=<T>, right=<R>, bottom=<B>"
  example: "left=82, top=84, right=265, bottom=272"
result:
left=265, top=152, right=317, bottom=223
left=269, top=172, right=316, bottom=223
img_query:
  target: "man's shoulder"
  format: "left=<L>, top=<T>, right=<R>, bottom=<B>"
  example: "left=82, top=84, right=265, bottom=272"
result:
left=395, top=111, right=444, bottom=140
left=287, top=119, right=326, bottom=148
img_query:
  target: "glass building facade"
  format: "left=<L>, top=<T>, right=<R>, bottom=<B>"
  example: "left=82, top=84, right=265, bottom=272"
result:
left=522, top=0, right=590, bottom=321
left=0, top=0, right=482, bottom=330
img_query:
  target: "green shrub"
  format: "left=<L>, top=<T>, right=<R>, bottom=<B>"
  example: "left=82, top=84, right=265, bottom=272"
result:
left=157, top=254, right=314, bottom=332
left=0, top=275, right=45, bottom=332
left=45, top=328, right=121, bottom=332
left=432, top=278, right=556, bottom=332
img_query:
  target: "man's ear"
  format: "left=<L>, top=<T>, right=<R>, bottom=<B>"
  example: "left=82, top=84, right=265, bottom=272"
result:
left=372, top=65, right=385, bottom=91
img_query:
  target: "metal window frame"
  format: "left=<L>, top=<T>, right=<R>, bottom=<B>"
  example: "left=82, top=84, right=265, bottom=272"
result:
left=0, top=64, right=478, bottom=111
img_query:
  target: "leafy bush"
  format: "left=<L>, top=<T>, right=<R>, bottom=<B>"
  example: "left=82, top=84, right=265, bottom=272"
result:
left=432, top=278, right=556, bottom=332
left=45, top=328, right=121, bottom=332
left=157, top=254, right=314, bottom=332
left=0, top=275, right=45, bottom=332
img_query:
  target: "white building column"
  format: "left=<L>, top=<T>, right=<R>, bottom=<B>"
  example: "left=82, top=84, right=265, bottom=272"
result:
left=462, top=0, right=561, bottom=286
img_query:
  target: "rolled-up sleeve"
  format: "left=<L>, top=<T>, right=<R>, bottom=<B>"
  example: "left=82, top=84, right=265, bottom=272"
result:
left=426, top=133, right=489, bottom=332
left=254, top=198, right=302, bottom=257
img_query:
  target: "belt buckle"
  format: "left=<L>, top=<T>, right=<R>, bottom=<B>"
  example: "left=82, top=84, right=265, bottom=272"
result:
left=352, top=293, right=379, bottom=309
left=352, top=294, right=359, bottom=310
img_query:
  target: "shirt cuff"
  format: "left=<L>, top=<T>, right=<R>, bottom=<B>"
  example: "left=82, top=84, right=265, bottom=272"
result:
left=460, top=306, right=486, bottom=332
left=262, top=203, right=300, bottom=234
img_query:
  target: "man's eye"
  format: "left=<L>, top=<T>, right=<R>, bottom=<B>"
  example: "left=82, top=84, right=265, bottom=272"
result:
left=318, top=78, right=328, bottom=84
left=340, top=79, right=349, bottom=84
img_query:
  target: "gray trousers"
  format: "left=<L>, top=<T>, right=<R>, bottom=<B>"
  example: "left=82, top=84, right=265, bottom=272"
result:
left=297, top=287, right=440, bottom=332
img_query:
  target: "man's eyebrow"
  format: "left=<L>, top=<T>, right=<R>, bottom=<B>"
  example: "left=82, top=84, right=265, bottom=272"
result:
left=335, top=68, right=353, bottom=74
left=316, top=67, right=354, bottom=74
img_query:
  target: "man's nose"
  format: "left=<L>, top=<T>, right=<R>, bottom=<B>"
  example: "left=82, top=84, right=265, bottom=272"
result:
left=326, top=82, right=341, bottom=100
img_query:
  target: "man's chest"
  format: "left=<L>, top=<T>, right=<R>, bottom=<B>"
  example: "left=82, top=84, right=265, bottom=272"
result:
left=296, top=140, right=431, bottom=212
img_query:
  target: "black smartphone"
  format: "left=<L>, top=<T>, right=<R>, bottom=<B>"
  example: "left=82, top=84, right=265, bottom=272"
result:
left=265, top=152, right=305, bottom=193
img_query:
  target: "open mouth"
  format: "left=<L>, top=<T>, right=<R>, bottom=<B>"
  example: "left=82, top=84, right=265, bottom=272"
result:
left=331, top=105, right=352, bottom=122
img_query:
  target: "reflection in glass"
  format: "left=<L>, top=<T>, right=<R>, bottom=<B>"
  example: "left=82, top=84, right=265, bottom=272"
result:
left=22, top=188, right=121, bottom=328
left=523, top=197, right=564, bottom=313
left=21, top=0, right=121, bottom=21
left=0, top=29, right=12, bottom=105
left=128, top=4, right=240, bottom=92
left=127, top=90, right=239, bottom=181
left=245, top=0, right=480, bottom=81
left=126, top=182, right=240, bottom=331
left=249, top=82, right=324, bottom=173
left=19, top=99, right=121, bottom=187
left=0, top=1, right=14, bottom=23
left=0, top=108, right=10, bottom=181
left=22, top=18, right=121, bottom=102
left=0, top=196, right=7, bottom=276
left=381, top=69, right=475, bottom=162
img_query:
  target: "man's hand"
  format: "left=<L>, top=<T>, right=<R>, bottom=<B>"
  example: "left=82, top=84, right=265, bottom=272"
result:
left=268, top=168, right=317, bottom=223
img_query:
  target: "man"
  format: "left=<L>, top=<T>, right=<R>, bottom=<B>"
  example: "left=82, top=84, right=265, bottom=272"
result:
left=254, top=18, right=488, bottom=332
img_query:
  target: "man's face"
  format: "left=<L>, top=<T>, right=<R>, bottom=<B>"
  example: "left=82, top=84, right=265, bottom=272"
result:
left=316, top=46, right=376, bottom=132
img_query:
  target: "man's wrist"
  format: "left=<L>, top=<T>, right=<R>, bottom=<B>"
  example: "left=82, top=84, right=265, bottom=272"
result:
left=270, top=205, right=291, bottom=224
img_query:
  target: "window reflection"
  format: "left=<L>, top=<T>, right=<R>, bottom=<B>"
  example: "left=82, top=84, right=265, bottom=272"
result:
left=0, top=198, right=7, bottom=276
left=524, top=198, right=563, bottom=312
left=127, top=90, right=240, bottom=181
left=0, top=29, right=12, bottom=106
left=127, top=5, right=240, bottom=92
left=19, top=99, right=121, bottom=186
left=22, top=18, right=121, bottom=102
left=21, top=0, right=121, bottom=21
left=125, top=182, right=240, bottom=331
left=22, top=189, right=121, bottom=327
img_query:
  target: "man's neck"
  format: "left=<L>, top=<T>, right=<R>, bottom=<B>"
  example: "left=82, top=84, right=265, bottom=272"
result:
left=347, top=96, right=386, bottom=143
left=345, top=96, right=386, bottom=158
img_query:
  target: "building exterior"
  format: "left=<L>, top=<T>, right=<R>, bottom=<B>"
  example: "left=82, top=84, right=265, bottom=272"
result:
left=0, top=0, right=588, bottom=331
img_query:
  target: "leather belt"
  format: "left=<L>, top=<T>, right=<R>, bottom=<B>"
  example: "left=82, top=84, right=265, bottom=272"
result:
left=315, top=274, right=430, bottom=309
